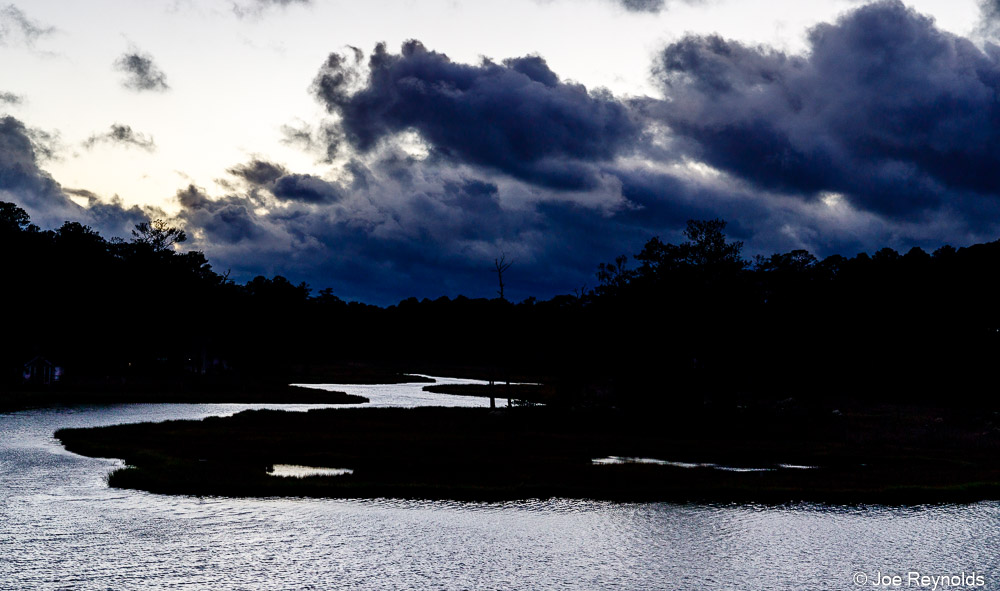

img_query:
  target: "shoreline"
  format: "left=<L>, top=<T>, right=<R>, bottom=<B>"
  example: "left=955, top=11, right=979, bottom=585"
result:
left=0, top=385, right=368, bottom=412
left=421, top=383, right=553, bottom=405
left=55, top=404, right=1000, bottom=504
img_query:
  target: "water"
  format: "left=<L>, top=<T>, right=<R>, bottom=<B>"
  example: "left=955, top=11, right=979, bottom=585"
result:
left=2, top=379, right=999, bottom=590
left=289, top=374, right=496, bottom=408
left=269, top=465, right=354, bottom=478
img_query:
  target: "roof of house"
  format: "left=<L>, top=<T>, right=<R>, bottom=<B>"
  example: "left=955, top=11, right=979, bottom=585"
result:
left=24, top=356, right=54, bottom=368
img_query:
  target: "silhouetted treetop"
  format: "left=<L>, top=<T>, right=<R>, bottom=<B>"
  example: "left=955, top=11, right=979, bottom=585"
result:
left=0, top=201, right=36, bottom=233
left=599, top=218, right=748, bottom=296
left=679, top=219, right=746, bottom=269
left=755, top=249, right=818, bottom=274
left=132, top=219, right=187, bottom=252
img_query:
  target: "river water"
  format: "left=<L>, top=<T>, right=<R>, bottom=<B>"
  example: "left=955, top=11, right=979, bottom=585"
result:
left=2, top=377, right=998, bottom=590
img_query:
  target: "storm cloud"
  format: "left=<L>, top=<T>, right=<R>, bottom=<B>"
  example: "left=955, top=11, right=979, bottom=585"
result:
left=175, top=184, right=265, bottom=244
left=313, top=41, right=642, bottom=190
left=651, top=0, right=1000, bottom=221
left=164, top=146, right=600, bottom=301
left=270, top=174, right=345, bottom=204
left=83, top=124, right=156, bottom=152
left=115, top=50, right=170, bottom=92
left=165, top=142, right=902, bottom=304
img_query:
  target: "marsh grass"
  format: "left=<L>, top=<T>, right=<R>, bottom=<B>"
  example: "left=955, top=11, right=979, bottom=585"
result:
left=56, top=402, right=1000, bottom=503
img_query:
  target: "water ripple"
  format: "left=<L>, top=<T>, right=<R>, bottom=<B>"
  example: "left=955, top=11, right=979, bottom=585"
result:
left=2, top=385, right=1000, bottom=589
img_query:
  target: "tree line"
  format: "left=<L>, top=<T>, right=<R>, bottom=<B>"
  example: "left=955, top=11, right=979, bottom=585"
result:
left=3, top=201, right=998, bottom=408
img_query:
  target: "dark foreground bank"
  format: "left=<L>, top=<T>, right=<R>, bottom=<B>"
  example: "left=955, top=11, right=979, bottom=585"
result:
left=56, top=402, right=1000, bottom=503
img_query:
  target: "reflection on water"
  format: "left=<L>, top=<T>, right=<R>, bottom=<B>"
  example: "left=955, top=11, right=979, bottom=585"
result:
left=592, top=457, right=819, bottom=472
left=1, top=379, right=999, bottom=590
left=292, top=374, right=495, bottom=408
left=269, top=464, right=354, bottom=478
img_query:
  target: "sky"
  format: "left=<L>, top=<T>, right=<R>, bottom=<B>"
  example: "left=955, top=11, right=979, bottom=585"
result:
left=2, top=0, right=999, bottom=303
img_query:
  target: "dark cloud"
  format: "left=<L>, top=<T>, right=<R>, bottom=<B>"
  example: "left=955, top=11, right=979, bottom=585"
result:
left=651, top=0, right=1000, bottom=221
left=0, top=91, right=21, bottom=105
left=175, top=184, right=263, bottom=244
left=163, top=143, right=779, bottom=304
left=0, top=115, right=146, bottom=237
left=164, top=156, right=572, bottom=302
left=172, top=154, right=1000, bottom=304
left=83, top=124, right=156, bottom=152
left=115, top=50, right=170, bottom=92
left=0, top=5, right=53, bottom=47
left=228, top=158, right=288, bottom=186
left=312, top=41, right=641, bottom=190
left=271, top=174, right=345, bottom=204
left=224, top=158, right=344, bottom=204
left=0, top=116, right=66, bottom=209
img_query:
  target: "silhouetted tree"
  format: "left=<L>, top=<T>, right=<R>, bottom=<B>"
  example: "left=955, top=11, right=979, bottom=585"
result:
left=596, top=254, right=632, bottom=296
left=629, top=219, right=747, bottom=287
left=131, top=219, right=186, bottom=252
left=756, top=249, right=818, bottom=274
left=494, top=254, right=512, bottom=301
left=0, top=202, right=35, bottom=233
left=679, top=218, right=746, bottom=270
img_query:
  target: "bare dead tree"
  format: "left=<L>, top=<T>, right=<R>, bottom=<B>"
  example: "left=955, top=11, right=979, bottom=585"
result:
left=488, top=253, right=514, bottom=409
left=494, top=253, right=512, bottom=301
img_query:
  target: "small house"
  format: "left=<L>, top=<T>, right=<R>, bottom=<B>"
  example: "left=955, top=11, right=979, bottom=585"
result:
left=23, top=356, right=62, bottom=385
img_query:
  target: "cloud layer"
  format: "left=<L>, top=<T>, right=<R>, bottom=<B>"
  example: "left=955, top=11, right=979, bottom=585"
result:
left=119, top=10, right=1000, bottom=301
left=313, top=41, right=641, bottom=190
left=652, top=0, right=1000, bottom=222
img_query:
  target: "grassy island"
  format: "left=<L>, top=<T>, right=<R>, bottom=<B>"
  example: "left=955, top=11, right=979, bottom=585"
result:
left=55, top=401, right=1000, bottom=503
